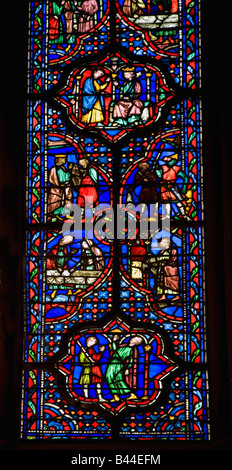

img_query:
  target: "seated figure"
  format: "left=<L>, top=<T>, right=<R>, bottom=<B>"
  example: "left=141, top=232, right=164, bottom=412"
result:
left=113, top=67, right=144, bottom=126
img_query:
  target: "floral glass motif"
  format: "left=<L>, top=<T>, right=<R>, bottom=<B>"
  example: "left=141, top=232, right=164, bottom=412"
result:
left=21, top=0, right=210, bottom=440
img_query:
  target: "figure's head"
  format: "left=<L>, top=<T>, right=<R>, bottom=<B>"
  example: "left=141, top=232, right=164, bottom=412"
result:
left=86, top=336, right=98, bottom=348
left=138, top=161, right=150, bottom=173
left=79, top=158, right=89, bottom=173
left=129, top=336, right=143, bottom=347
left=159, top=237, right=171, bottom=249
left=55, top=154, right=67, bottom=166
left=122, top=66, right=135, bottom=81
left=82, top=239, right=93, bottom=250
left=93, top=69, right=105, bottom=80
left=59, top=235, right=74, bottom=246
left=163, top=153, right=178, bottom=163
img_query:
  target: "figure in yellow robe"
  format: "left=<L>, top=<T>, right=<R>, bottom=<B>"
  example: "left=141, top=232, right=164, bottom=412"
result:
left=81, top=69, right=110, bottom=125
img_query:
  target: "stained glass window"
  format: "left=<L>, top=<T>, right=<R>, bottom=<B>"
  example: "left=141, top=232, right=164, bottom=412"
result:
left=21, top=0, right=211, bottom=441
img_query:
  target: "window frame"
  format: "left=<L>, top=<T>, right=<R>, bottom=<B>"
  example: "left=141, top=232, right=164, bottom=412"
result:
left=0, top=0, right=231, bottom=452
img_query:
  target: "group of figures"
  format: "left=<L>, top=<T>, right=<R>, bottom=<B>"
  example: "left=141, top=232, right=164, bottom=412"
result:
left=47, top=154, right=98, bottom=217
left=76, top=333, right=147, bottom=403
left=23, top=0, right=210, bottom=437
left=126, top=157, right=191, bottom=221
left=49, top=0, right=179, bottom=44
left=46, top=144, right=189, bottom=304
left=49, top=0, right=100, bottom=42
left=126, top=237, right=181, bottom=303
left=78, top=66, right=147, bottom=128
left=60, top=319, right=177, bottom=410
left=56, top=54, right=174, bottom=138
left=47, top=149, right=191, bottom=222
left=46, top=151, right=107, bottom=291
left=54, top=313, right=177, bottom=412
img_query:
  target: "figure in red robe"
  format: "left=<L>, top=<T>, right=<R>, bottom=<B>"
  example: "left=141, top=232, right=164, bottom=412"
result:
left=76, top=158, right=99, bottom=208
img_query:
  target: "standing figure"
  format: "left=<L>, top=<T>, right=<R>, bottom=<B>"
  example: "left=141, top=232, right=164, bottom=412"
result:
left=79, top=336, right=106, bottom=402
left=76, top=0, right=99, bottom=33
left=144, top=237, right=180, bottom=301
left=81, top=69, right=110, bottom=125
left=155, top=154, right=191, bottom=221
left=49, top=1, right=64, bottom=41
left=122, top=0, right=146, bottom=17
left=113, top=67, right=144, bottom=126
left=47, top=154, right=73, bottom=215
left=106, top=335, right=143, bottom=402
left=127, top=161, right=159, bottom=207
left=61, top=0, right=78, bottom=40
left=76, top=158, right=99, bottom=208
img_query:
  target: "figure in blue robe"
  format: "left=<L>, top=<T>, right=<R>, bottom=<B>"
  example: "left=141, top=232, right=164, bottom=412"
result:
left=81, top=69, right=110, bottom=125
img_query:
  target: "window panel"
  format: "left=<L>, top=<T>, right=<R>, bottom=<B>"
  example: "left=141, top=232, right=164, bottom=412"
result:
left=21, top=0, right=210, bottom=441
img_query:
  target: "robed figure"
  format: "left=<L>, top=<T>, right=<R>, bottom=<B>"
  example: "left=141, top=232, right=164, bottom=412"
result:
left=81, top=69, right=110, bottom=125
left=76, top=0, right=99, bottom=33
left=144, top=237, right=180, bottom=301
left=47, top=154, right=73, bottom=215
left=68, top=158, right=99, bottom=208
left=127, top=161, right=159, bottom=206
left=106, top=335, right=143, bottom=402
left=113, top=67, right=144, bottom=126
left=75, top=158, right=99, bottom=208
left=155, top=154, right=191, bottom=220
left=79, top=336, right=106, bottom=402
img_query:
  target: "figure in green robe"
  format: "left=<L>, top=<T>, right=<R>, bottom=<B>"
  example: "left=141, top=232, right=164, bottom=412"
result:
left=47, top=154, right=73, bottom=216
left=106, top=335, right=143, bottom=402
